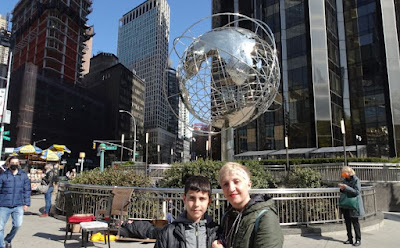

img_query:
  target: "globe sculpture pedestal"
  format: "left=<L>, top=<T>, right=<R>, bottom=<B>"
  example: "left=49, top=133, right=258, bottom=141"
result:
left=167, top=13, right=280, bottom=162
left=221, top=127, right=234, bottom=162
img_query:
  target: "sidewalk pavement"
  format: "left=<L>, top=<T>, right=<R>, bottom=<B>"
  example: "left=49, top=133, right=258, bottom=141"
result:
left=3, top=194, right=399, bottom=247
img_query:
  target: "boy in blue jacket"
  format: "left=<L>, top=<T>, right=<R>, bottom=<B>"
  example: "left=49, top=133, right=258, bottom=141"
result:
left=0, top=156, right=31, bottom=248
left=154, top=176, right=218, bottom=248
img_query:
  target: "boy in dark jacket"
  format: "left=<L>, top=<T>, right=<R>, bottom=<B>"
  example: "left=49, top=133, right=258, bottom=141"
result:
left=154, top=176, right=218, bottom=248
left=0, top=156, right=31, bottom=248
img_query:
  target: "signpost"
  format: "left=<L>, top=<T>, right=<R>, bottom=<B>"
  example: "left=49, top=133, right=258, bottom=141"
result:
left=2, top=130, right=9, bottom=141
left=105, top=146, right=117, bottom=150
left=79, top=152, right=85, bottom=173
left=99, top=143, right=106, bottom=172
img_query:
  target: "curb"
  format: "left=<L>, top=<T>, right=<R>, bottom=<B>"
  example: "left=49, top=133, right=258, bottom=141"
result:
left=282, top=212, right=384, bottom=236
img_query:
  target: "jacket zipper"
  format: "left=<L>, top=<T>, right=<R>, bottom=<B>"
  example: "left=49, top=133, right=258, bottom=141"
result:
left=196, top=223, right=199, bottom=248
left=12, top=173, right=16, bottom=205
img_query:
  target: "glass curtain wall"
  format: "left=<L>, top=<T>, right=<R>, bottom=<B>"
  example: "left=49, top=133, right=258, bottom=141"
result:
left=325, top=0, right=345, bottom=146
left=285, top=0, right=315, bottom=148
left=343, top=0, right=392, bottom=157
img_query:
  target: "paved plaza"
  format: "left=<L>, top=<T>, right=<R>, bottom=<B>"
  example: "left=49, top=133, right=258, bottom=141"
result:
left=3, top=194, right=399, bottom=247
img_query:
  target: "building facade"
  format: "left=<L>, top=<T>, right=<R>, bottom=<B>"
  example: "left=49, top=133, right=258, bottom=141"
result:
left=117, top=0, right=174, bottom=159
left=84, top=52, right=145, bottom=160
left=81, top=26, right=94, bottom=76
left=213, top=0, right=400, bottom=158
left=6, top=0, right=108, bottom=160
left=8, top=63, right=105, bottom=158
left=0, top=14, right=10, bottom=88
left=11, top=0, right=93, bottom=85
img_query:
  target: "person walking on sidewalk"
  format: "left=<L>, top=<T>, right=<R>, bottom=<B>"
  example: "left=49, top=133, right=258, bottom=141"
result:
left=40, top=164, right=57, bottom=217
left=0, top=156, right=31, bottom=248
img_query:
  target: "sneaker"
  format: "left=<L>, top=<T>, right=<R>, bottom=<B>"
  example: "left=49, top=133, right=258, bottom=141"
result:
left=39, top=213, right=49, bottom=217
left=353, top=240, right=361, bottom=246
left=343, top=240, right=353, bottom=245
left=4, top=241, right=11, bottom=248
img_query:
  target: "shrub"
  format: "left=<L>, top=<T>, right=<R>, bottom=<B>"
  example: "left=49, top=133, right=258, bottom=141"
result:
left=158, top=159, right=223, bottom=188
left=70, top=166, right=151, bottom=187
left=158, top=159, right=277, bottom=189
left=284, top=166, right=321, bottom=188
left=241, top=160, right=277, bottom=188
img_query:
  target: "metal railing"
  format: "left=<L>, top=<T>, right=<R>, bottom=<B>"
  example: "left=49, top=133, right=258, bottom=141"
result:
left=295, top=162, right=400, bottom=182
left=55, top=183, right=376, bottom=226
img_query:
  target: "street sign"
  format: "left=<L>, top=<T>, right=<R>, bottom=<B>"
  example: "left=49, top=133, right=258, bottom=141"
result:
left=105, top=146, right=117, bottom=150
left=3, top=136, right=10, bottom=141
left=3, top=131, right=9, bottom=136
left=4, top=147, right=14, bottom=153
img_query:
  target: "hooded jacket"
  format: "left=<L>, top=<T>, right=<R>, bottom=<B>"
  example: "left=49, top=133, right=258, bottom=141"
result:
left=220, top=194, right=283, bottom=248
left=340, top=175, right=365, bottom=218
left=0, top=169, right=31, bottom=207
left=154, top=211, right=218, bottom=248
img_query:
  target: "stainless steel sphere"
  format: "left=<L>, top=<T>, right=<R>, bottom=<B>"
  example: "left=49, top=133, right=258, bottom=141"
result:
left=168, top=13, right=280, bottom=131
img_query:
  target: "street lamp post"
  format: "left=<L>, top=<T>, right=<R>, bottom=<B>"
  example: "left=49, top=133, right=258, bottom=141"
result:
left=99, top=143, right=106, bottom=172
left=157, top=144, right=160, bottom=164
left=285, top=136, right=289, bottom=172
left=145, top=132, right=149, bottom=176
left=205, top=140, right=209, bottom=160
left=355, top=135, right=362, bottom=158
left=341, top=119, right=347, bottom=166
left=79, top=152, right=85, bottom=173
left=170, top=148, right=173, bottom=164
left=119, top=110, right=136, bottom=162
left=0, top=47, right=13, bottom=160
left=33, top=138, right=46, bottom=147
left=120, top=134, right=125, bottom=162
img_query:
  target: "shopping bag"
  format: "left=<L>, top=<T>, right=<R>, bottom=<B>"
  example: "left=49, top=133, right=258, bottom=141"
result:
left=339, top=193, right=358, bottom=211
left=37, top=181, right=49, bottom=193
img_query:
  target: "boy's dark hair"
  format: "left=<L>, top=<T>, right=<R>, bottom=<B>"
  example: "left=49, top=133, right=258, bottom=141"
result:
left=184, top=176, right=212, bottom=198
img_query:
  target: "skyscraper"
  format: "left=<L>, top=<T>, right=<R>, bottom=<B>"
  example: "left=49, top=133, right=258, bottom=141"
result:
left=117, top=0, right=174, bottom=154
left=7, top=0, right=105, bottom=157
left=0, top=14, right=10, bottom=88
left=213, top=0, right=400, bottom=158
left=11, top=0, right=93, bottom=85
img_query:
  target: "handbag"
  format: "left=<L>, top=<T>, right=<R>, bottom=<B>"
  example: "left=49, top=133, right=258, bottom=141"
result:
left=339, top=193, right=359, bottom=211
left=37, top=181, right=49, bottom=193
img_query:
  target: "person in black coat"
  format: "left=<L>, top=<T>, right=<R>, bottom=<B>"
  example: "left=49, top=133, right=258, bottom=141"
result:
left=338, top=166, right=365, bottom=247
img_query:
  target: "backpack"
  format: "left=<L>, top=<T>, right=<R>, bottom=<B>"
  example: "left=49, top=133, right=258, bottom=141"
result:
left=249, top=209, right=268, bottom=247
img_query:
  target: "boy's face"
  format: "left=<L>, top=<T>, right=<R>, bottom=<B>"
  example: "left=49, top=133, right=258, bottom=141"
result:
left=183, top=190, right=211, bottom=223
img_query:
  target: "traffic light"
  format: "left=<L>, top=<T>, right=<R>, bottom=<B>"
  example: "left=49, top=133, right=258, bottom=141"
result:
left=92, top=142, right=96, bottom=149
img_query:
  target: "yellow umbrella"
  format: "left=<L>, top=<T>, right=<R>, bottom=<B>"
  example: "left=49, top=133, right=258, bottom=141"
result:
left=41, top=149, right=61, bottom=162
left=14, top=144, right=43, bottom=154
left=48, top=144, right=71, bottom=154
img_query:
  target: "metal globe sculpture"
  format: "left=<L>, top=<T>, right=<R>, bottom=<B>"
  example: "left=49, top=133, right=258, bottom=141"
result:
left=167, top=13, right=280, bottom=133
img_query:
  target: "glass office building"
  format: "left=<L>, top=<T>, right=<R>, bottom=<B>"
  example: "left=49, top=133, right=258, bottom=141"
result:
left=117, top=0, right=175, bottom=152
left=213, top=0, right=400, bottom=158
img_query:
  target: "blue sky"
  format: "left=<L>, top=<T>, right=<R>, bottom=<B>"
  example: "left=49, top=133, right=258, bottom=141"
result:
left=1, top=0, right=211, bottom=65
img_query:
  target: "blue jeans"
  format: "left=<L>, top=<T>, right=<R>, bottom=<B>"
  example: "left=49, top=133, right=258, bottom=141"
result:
left=44, top=186, right=54, bottom=214
left=0, top=206, right=24, bottom=248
